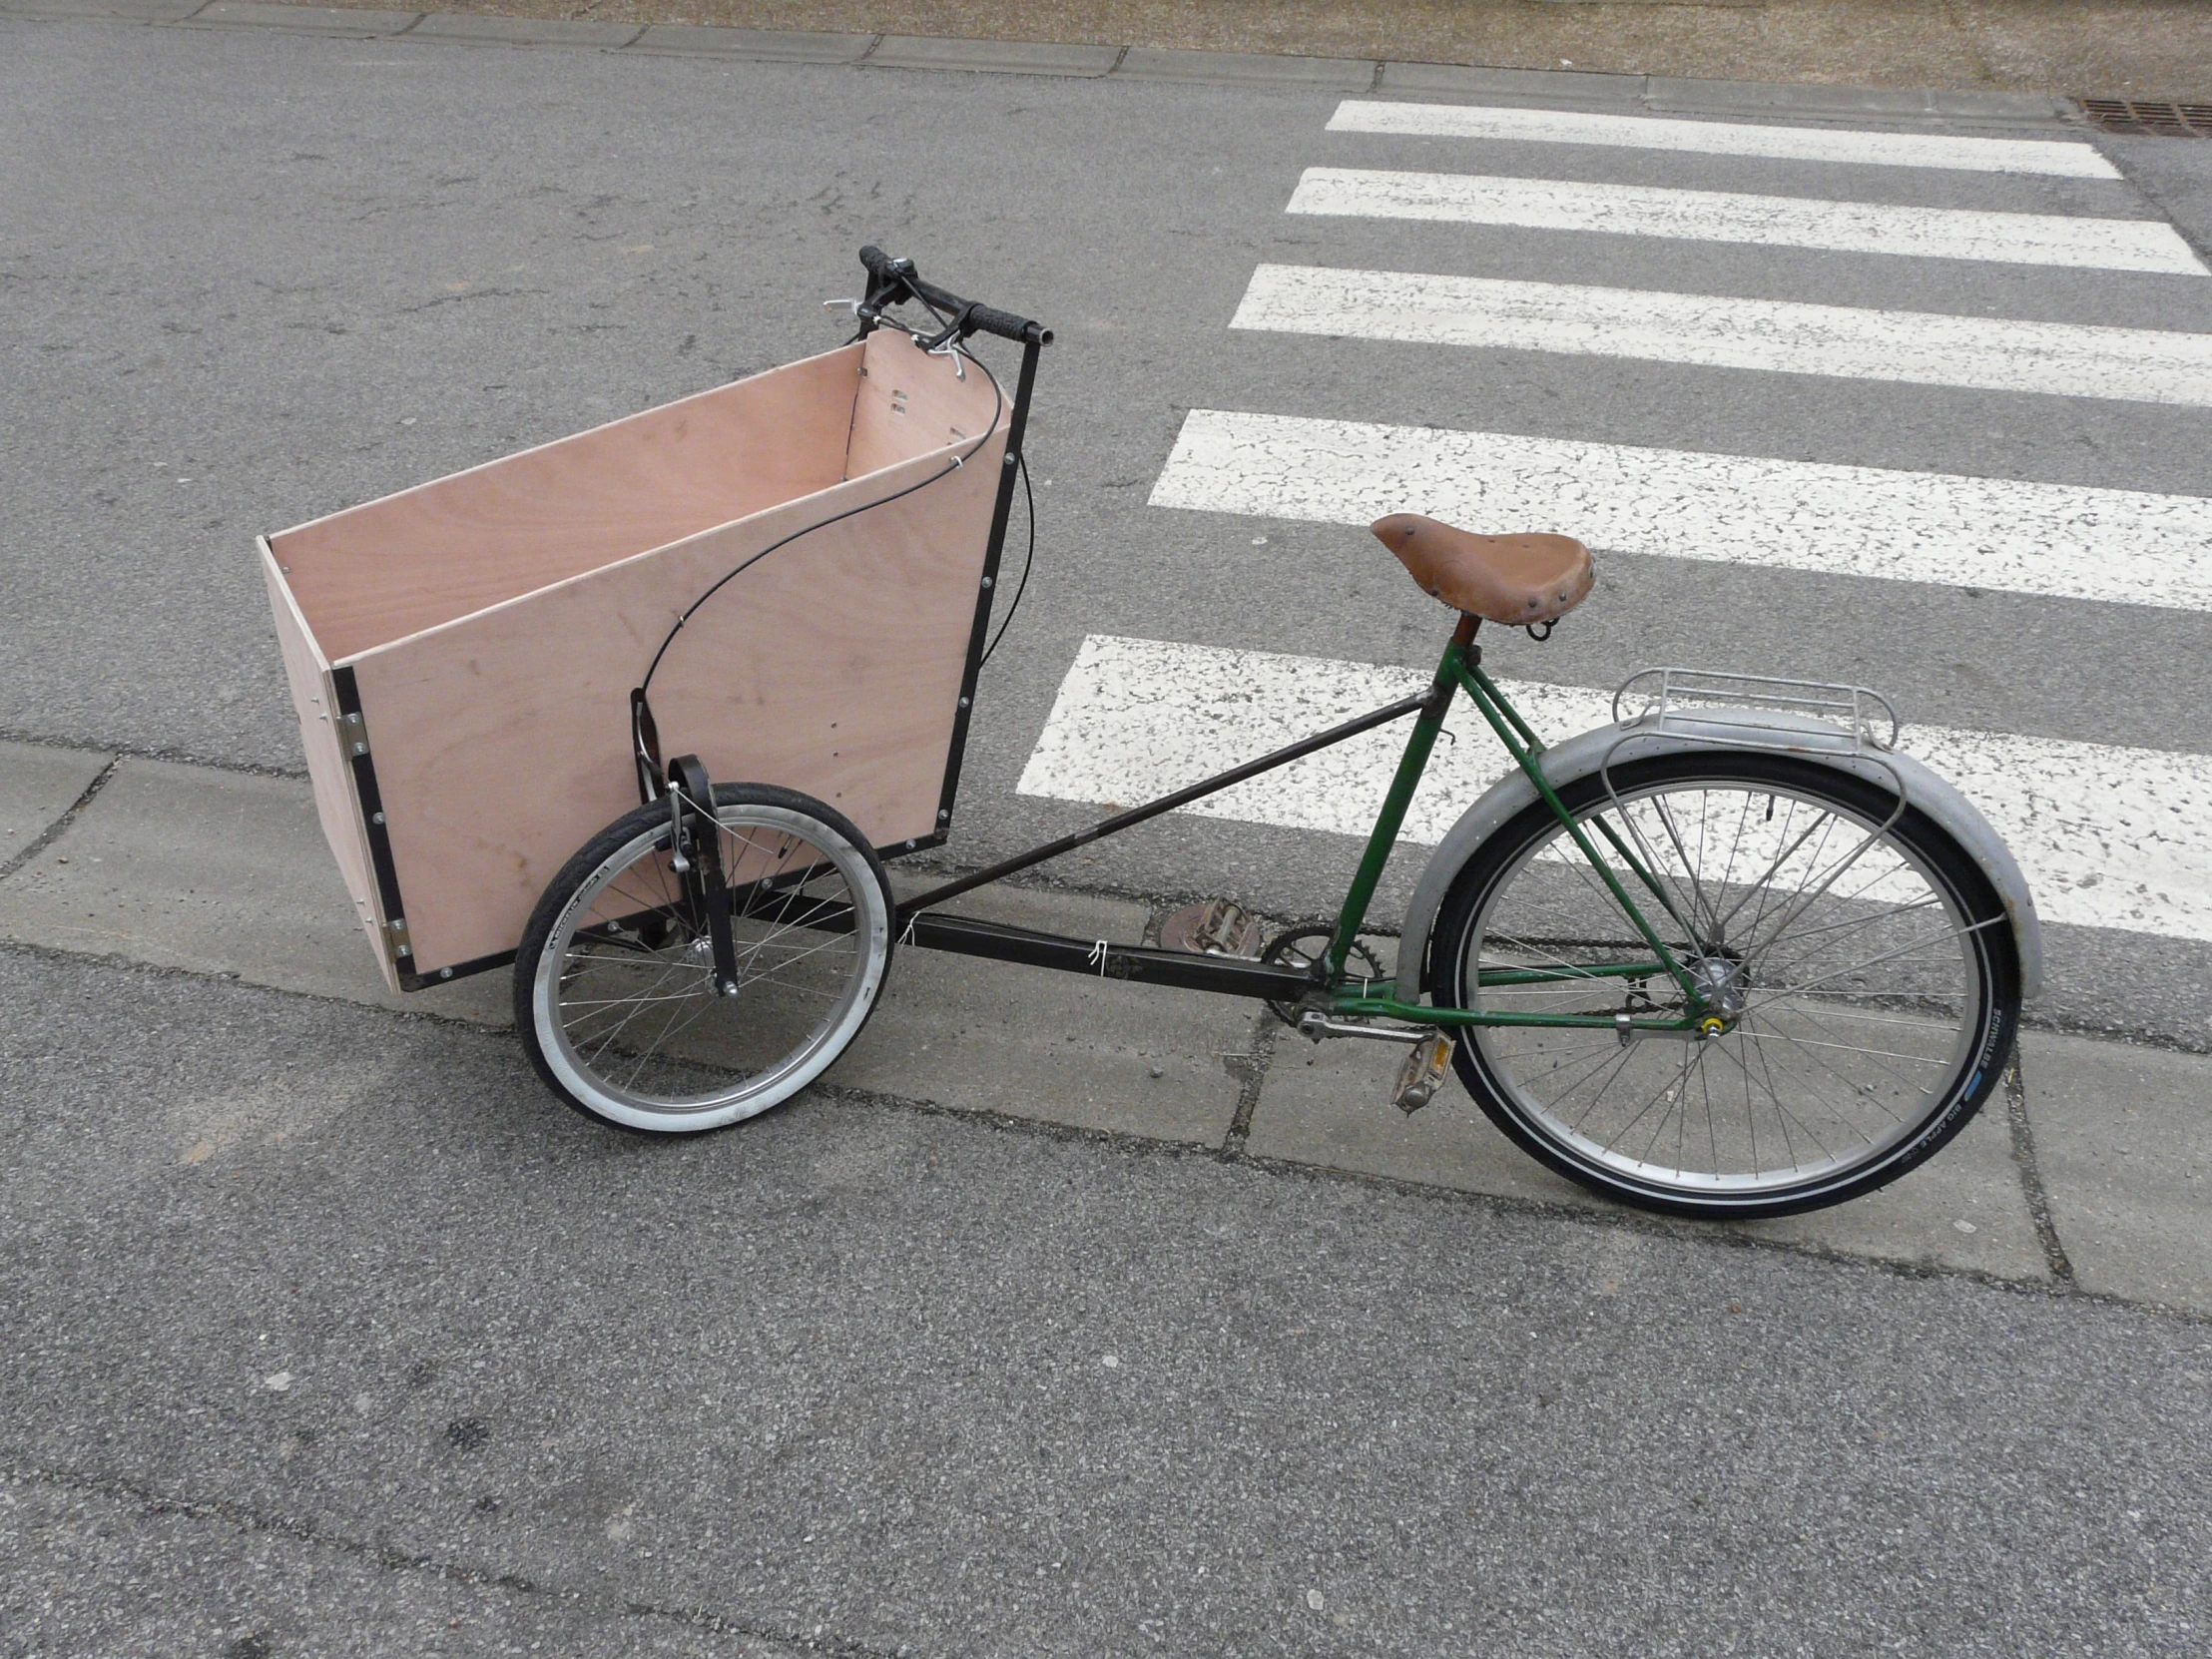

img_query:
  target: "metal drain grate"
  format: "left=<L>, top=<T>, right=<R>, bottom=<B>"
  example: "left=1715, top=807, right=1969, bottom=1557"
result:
left=2079, top=98, right=2212, bottom=137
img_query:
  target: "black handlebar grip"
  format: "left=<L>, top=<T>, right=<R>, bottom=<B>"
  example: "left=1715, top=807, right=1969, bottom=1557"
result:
left=962, top=301, right=1049, bottom=344
left=852, top=246, right=1050, bottom=344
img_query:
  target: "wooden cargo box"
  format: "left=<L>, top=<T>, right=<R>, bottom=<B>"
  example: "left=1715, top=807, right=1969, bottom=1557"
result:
left=262, top=329, right=1008, bottom=991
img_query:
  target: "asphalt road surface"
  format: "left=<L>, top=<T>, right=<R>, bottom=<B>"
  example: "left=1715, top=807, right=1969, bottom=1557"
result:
left=4, top=13, right=2210, bottom=1655
left=6, top=948, right=2211, bottom=1656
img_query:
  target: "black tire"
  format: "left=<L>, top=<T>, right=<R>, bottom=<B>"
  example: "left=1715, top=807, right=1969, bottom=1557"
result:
left=513, top=783, right=894, bottom=1134
left=1423, top=751, right=2020, bottom=1218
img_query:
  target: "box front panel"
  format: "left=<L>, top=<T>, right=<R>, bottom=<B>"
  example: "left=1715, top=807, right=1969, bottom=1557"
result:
left=260, top=541, right=398, bottom=992
left=346, top=426, right=1007, bottom=975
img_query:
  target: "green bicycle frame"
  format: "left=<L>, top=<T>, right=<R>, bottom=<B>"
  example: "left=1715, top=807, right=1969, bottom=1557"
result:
left=1317, top=620, right=1706, bottom=1035
left=897, top=617, right=1713, bottom=1036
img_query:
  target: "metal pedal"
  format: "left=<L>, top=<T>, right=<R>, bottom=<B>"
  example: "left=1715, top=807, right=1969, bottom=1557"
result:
left=1157, top=898, right=1261, bottom=958
left=1392, top=1033, right=1454, bottom=1114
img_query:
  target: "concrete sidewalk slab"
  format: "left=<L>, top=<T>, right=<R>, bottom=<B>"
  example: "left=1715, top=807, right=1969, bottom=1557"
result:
left=1117, top=46, right=1377, bottom=91
left=0, top=0, right=204, bottom=20
left=870, top=35, right=1120, bottom=77
left=0, top=755, right=1249, bottom=1145
left=186, top=2, right=417, bottom=36
left=630, top=24, right=871, bottom=63
left=838, top=883, right=1254, bottom=1146
left=1247, top=1032, right=2049, bottom=1280
left=0, top=742, right=109, bottom=867
left=0, top=759, right=508, bottom=1024
left=2024, top=1030, right=2212, bottom=1315
left=1376, top=61, right=1645, bottom=107
left=2, top=753, right=2200, bottom=1296
left=1642, top=74, right=2068, bottom=122
left=405, top=12, right=640, bottom=48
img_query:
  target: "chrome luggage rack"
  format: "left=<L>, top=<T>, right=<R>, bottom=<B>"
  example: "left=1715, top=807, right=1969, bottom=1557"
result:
left=1611, top=667, right=1902, bottom=754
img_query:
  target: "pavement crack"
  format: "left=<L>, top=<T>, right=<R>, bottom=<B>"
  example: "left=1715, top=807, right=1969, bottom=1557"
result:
left=1, top=1463, right=895, bottom=1658
left=2003, top=1050, right=2078, bottom=1289
left=1222, top=1002, right=1280, bottom=1155
left=396, top=286, right=540, bottom=314
left=0, top=754, right=119, bottom=883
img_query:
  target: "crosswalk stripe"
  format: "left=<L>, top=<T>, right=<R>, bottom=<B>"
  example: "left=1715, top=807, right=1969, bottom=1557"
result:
left=1287, top=168, right=2205, bottom=276
left=1231, top=264, right=2212, bottom=406
left=1148, top=409, right=2212, bottom=612
left=1018, top=636, right=2212, bottom=943
left=1327, top=100, right=2126, bottom=181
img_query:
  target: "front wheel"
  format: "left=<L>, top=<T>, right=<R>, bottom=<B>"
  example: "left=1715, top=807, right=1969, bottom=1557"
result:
left=514, top=784, right=894, bottom=1133
left=1423, top=751, right=2020, bottom=1218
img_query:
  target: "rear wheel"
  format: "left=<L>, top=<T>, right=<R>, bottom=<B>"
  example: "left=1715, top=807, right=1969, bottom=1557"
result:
left=514, top=784, right=893, bottom=1133
left=1424, top=752, right=2019, bottom=1218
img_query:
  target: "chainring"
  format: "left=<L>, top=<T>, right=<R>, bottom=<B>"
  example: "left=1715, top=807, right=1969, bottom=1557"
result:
left=1260, top=925, right=1387, bottom=1028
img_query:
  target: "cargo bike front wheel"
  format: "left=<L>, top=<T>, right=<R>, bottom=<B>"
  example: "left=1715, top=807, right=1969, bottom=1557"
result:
left=514, top=785, right=894, bottom=1133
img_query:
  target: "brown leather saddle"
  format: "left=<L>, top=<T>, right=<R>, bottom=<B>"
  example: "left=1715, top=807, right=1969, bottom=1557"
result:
left=1372, top=512, right=1593, bottom=626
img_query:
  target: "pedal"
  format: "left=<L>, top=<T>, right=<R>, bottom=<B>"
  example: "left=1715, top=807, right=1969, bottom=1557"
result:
left=1158, top=898, right=1261, bottom=958
left=1392, top=1033, right=1454, bottom=1114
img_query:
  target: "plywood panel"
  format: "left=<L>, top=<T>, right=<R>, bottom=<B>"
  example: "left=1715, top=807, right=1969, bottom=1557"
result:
left=844, top=326, right=1006, bottom=481
left=272, top=343, right=865, bottom=664
left=260, top=539, right=398, bottom=992
left=346, top=343, right=1007, bottom=972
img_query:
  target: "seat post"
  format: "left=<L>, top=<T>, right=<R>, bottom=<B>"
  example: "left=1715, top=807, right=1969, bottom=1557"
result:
left=1451, top=612, right=1479, bottom=651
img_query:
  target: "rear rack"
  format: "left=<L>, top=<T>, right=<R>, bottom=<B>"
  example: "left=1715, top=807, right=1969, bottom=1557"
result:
left=1611, top=667, right=1901, bottom=754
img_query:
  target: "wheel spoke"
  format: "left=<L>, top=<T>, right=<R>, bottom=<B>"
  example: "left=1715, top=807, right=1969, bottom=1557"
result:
left=527, top=800, right=889, bottom=1128
left=1443, top=760, right=2001, bottom=1209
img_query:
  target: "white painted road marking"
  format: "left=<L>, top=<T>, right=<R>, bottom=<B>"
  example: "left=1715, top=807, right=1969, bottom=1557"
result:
left=1286, top=168, right=2205, bottom=276
left=1149, top=409, right=2212, bottom=613
left=1018, top=637, right=2212, bottom=943
left=1231, top=264, right=2212, bottom=406
left=1328, top=100, right=2126, bottom=181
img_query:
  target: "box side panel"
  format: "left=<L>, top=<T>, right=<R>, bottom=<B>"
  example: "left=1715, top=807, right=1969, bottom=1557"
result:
left=347, top=434, right=1006, bottom=973
left=272, top=342, right=865, bottom=665
left=844, top=328, right=1011, bottom=480
left=260, top=540, right=400, bottom=993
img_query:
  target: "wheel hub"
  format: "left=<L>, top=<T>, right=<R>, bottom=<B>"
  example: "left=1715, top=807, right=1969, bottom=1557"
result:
left=1686, top=949, right=1749, bottom=1030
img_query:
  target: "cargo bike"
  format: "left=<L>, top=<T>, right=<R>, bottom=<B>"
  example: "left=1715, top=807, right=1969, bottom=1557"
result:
left=262, top=248, right=2038, bottom=1220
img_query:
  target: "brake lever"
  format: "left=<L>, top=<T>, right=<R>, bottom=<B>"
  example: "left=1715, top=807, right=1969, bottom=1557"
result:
left=917, top=333, right=968, bottom=380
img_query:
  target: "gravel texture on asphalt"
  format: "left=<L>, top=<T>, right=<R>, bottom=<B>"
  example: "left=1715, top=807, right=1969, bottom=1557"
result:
left=5, top=946, right=2208, bottom=1656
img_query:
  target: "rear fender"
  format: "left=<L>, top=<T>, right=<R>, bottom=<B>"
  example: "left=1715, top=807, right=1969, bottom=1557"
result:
left=1391, top=710, right=2041, bottom=1002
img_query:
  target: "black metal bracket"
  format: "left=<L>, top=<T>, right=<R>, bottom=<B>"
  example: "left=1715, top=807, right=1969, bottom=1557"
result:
left=668, top=754, right=738, bottom=995
left=631, top=688, right=666, bottom=806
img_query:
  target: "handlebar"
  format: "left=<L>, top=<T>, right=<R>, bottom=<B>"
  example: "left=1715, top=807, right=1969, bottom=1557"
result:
left=857, top=246, right=1052, bottom=346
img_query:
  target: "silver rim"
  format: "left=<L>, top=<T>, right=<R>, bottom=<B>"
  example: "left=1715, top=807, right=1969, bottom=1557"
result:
left=1458, top=774, right=1986, bottom=1201
left=531, top=803, right=889, bottom=1131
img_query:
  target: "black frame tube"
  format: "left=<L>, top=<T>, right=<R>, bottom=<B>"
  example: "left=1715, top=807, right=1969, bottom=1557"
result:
left=904, top=913, right=1315, bottom=999
left=851, top=248, right=1050, bottom=857
left=932, top=329, right=1044, bottom=839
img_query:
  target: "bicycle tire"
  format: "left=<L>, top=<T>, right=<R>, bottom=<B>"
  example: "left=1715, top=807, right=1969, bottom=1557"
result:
left=514, top=783, right=894, bottom=1134
left=1423, top=751, right=2020, bottom=1218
